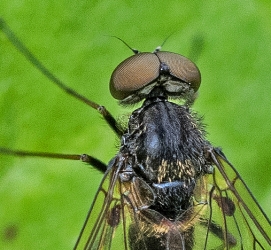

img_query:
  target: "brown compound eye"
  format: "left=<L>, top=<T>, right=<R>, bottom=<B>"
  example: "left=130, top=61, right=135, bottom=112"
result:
left=110, top=51, right=201, bottom=101
left=110, top=52, right=160, bottom=100
left=156, top=51, right=201, bottom=92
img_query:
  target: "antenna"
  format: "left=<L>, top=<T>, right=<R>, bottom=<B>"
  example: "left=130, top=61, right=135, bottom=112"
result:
left=110, top=35, right=139, bottom=54
left=153, top=31, right=176, bottom=53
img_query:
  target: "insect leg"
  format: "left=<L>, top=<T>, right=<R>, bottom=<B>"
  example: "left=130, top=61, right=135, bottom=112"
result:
left=200, top=219, right=237, bottom=249
left=0, top=147, right=107, bottom=172
left=0, top=18, right=122, bottom=136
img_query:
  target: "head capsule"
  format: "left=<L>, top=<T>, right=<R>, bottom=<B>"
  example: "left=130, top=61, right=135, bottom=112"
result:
left=110, top=50, right=201, bottom=104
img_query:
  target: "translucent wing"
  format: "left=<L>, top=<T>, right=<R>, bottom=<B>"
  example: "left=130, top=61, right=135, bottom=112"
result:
left=192, top=148, right=271, bottom=249
left=74, top=156, right=157, bottom=250
left=74, top=157, right=128, bottom=250
left=74, top=148, right=271, bottom=250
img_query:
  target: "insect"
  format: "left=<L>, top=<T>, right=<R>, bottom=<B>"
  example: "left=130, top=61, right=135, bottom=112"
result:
left=0, top=18, right=270, bottom=249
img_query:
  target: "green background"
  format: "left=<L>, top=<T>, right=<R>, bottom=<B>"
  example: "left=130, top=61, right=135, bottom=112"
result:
left=0, top=0, right=271, bottom=249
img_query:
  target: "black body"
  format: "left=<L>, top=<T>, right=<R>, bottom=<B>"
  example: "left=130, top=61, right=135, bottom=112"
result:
left=116, top=89, right=212, bottom=249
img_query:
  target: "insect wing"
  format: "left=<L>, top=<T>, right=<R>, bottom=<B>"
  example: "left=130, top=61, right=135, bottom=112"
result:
left=74, top=157, right=157, bottom=250
left=74, top=161, right=126, bottom=249
left=198, top=148, right=271, bottom=249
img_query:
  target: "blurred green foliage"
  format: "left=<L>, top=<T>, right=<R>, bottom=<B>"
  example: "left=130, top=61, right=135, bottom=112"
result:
left=0, top=0, right=270, bottom=249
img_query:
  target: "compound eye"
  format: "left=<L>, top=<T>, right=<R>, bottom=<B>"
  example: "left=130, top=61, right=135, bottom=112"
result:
left=110, top=52, right=160, bottom=100
left=156, top=51, right=201, bottom=92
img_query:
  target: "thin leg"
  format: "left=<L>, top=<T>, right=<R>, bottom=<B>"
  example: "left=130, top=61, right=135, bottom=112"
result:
left=0, top=18, right=123, bottom=137
left=0, top=147, right=107, bottom=173
left=200, top=219, right=237, bottom=248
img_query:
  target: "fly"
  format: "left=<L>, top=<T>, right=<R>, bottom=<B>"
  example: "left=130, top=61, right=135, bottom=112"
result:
left=0, top=18, right=270, bottom=250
